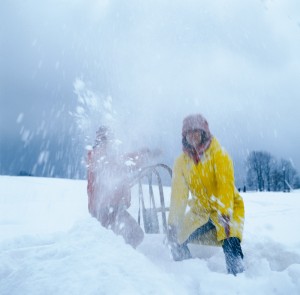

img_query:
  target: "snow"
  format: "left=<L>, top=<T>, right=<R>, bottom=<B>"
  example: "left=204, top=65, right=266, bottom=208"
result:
left=1, top=176, right=300, bottom=295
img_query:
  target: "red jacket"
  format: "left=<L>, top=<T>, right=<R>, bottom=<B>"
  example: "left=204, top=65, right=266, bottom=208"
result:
left=87, top=144, right=132, bottom=221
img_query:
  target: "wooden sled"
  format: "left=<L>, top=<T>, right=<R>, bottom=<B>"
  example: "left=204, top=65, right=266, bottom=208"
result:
left=130, top=164, right=172, bottom=234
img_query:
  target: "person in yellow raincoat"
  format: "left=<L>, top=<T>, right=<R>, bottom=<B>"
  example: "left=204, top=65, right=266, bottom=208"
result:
left=168, top=114, right=245, bottom=275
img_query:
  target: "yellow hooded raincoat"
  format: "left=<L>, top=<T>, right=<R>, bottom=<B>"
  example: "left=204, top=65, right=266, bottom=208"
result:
left=168, top=137, right=245, bottom=245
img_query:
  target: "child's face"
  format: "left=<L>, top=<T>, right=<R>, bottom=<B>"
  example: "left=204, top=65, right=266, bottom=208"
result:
left=186, top=129, right=202, bottom=148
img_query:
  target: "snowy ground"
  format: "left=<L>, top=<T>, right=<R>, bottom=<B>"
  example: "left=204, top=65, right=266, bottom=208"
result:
left=1, top=176, right=300, bottom=295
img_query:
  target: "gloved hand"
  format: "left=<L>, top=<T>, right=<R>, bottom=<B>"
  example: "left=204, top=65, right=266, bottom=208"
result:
left=167, top=225, right=192, bottom=261
left=219, top=214, right=230, bottom=238
left=167, top=225, right=177, bottom=243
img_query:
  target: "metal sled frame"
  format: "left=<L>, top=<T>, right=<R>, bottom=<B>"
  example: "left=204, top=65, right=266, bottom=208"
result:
left=130, top=164, right=172, bottom=234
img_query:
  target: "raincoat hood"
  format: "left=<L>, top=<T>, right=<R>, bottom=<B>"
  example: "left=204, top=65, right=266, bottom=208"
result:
left=182, top=114, right=212, bottom=137
left=182, top=114, right=213, bottom=163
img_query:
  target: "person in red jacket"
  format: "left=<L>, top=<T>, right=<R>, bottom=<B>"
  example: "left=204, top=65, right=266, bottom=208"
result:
left=87, top=126, right=157, bottom=248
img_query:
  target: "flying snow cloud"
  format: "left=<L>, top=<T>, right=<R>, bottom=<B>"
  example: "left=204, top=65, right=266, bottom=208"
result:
left=71, top=78, right=117, bottom=144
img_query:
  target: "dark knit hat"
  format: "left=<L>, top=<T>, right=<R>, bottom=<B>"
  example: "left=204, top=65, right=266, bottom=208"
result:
left=95, top=126, right=113, bottom=142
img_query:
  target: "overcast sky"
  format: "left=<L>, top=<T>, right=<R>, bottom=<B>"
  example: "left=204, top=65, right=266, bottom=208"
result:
left=1, top=0, right=300, bottom=182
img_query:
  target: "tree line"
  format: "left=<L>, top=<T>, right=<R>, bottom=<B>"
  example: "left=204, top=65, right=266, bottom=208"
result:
left=245, top=151, right=300, bottom=192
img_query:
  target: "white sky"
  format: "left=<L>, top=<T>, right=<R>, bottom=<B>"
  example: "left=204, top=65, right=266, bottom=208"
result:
left=1, top=0, right=300, bottom=178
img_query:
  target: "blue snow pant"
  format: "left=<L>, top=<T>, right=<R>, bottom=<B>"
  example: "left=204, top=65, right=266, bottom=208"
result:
left=169, top=220, right=244, bottom=275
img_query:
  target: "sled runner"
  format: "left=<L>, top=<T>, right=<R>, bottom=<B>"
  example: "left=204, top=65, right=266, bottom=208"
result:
left=130, top=164, right=172, bottom=234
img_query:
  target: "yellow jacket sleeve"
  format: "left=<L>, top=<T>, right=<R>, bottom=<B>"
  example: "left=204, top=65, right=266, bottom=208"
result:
left=168, top=157, right=189, bottom=228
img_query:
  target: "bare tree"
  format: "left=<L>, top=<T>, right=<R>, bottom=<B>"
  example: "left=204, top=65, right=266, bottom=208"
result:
left=293, top=175, right=300, bottom=189
left=246, top=151, right=273, bottom=191
left=279, top=159, right=297, bottom=192
left=262, top=152, right=273, bottom=191
left=247, top=151, right=300, bottom=192
left=270, top=161, right=282, bottom=191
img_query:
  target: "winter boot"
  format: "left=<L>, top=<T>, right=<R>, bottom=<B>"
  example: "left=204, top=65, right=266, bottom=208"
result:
left=222, top=237, right=245, bottom=275
left=169, top=242, right=192, bottom=261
